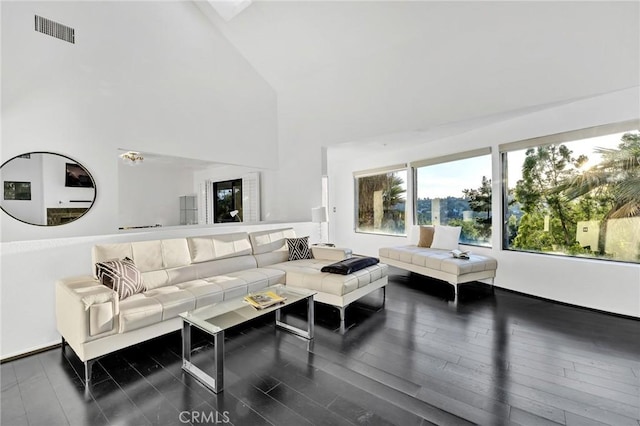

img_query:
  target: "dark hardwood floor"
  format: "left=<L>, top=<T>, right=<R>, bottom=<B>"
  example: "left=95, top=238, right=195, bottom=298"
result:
left=2, top=267, right=639, bottom=425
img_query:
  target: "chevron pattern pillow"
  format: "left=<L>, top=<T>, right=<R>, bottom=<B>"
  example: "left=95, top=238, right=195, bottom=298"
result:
left=96, top=257, right=145, bottom=300
left=287, top=236, right=313, bottom=261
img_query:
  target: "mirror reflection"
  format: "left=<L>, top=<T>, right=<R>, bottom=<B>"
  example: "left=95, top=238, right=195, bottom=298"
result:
left=0, top=152, right=96, bottom=226
left=117, top=150, right=261, bottom=229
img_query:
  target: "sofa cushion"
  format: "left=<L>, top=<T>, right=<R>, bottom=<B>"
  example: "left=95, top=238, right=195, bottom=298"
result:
left=144, top=286, right=196, bottom=321
left=287, top=236, right=313, bottom=261
left=227, top=268, right=286, bottom=292
left=431, top=225, right=461, bottom=250
left=249, top=228, right=296, bottom=255
left=193, top=256, right=258, bottom=279
left=131, top=241, right=164, bottom=272
left=93, top=239, right=192, bottom=280
left=205, top=275, right=249, bottom=300
left=321, top=257, right=379, bottom=275
left=270, top=259, right=387, bottom=296
left=161, top=239, right=192, bottom=268
left=418, top=225, right=435, bottom=248
left=118, top=294, right=163, bottom=333
left=379, top=246, right=497, bottom=276
left=92, top=244, right=134, bottom=278
left=187, top=233, right=252, bottom=263
left=254, top=251, right=290, bottom=267
left=95, top=257, right=145, bottom=300
left=176, top=280, right=225, bottom=308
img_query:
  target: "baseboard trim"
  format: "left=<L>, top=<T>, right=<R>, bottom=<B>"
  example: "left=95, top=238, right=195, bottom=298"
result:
left=1, top=342, right=62, bottom=364
left=496, top=287, right=640, bottom=321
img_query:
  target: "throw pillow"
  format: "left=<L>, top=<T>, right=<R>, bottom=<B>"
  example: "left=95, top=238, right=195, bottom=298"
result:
left=430, top=225, right=461, bottom=250
left=417, top=225, right=435, bottom=248
left=287, top=236, right=313, bottom=261
left=95, top=257, right=145, bottom=300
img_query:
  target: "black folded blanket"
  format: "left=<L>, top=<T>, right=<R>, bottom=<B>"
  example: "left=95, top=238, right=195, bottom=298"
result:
left=321, top=257, right=380, bottom=275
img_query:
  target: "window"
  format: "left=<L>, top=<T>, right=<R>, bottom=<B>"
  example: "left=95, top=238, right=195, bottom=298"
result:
left=502, top=122, right=640, bottom=264
left=355, top=166, right=407, bottom=235
left=413, top=149, right=492, bottom=246
left=213, top=179, right=242, bottom=223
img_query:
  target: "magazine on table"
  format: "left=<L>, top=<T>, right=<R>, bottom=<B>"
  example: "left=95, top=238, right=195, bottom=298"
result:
left=451, top=249, right=471, bottom=259
left=244, top=291, right=287, bottom=309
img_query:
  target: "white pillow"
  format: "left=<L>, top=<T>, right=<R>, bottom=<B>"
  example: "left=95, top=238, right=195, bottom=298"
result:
left=430, top=225, right=461, bottom=250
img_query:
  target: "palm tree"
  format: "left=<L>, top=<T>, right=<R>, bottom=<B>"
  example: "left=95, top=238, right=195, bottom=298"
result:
left=562, top=132, right=640, bottom=219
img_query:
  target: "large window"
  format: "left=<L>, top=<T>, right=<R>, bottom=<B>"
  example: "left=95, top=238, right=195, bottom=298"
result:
left=502, top=123, right=640, bottom=263
left=414, top=149, right=492, bottom=246
left=355, top=166, right=407, bottom=235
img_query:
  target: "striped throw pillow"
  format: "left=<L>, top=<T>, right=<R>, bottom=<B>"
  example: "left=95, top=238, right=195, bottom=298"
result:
left=96, top=257, right=145, bottom=300
left=287, top=236, right=313, bottom=261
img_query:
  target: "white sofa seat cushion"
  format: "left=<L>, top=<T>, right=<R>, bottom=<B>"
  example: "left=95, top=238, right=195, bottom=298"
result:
left=175, top=280, right=225, bottom=308
left=144, top=286, right=196, bottom=321
left=227, top=268, right=286, bottom=292
left=439, top=255, right=497, bottom=275
left=205, top=275, right=249, bottom=300
left=270, top=260, right=387, bottom=296
left=119, top=285, right=198, bottom=332
left=118, top=295, right=163, bottom=333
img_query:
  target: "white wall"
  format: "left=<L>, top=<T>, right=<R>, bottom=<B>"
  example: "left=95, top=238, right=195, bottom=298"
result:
left=328, top=88, right=640, bottom=318
left=0, top=221, right=318, bottom=359
left=1, top=1, right=277, bottom=242
left=118, top=161, right=194, bottom=228
left=0, top=154, right=44, bottom=225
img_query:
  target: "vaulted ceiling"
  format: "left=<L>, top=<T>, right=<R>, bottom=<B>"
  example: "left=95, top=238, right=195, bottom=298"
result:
left=196, top=1, right=639, bottom=146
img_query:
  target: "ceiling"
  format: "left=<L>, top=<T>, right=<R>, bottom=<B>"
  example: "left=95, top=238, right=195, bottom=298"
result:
left=195, top=1, right=640, bottom=146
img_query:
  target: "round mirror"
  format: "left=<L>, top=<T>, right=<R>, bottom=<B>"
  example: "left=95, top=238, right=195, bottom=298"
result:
left=0, top=152, right=97, bottom=226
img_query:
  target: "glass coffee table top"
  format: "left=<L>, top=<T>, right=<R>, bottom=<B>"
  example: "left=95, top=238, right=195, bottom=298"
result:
left=180, top=284, right=316, bottom=334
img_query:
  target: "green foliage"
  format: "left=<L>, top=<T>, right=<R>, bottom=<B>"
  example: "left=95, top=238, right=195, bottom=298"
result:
left=415, top=176, right=493, bottom=245
left=562, top=132, right=640, bottom=219
left=513, top=144, right=587, bottom=249
left=462, top=176, right=492, bottom=219
left=510, top=131, right=640, bottom=260
left=462, top=176, right=493, bottom=242
left=511, top=213, right=555, bottom=251
left=448, top=218, right=482, bottom=243
left=357, top=172, right=406, bottom=233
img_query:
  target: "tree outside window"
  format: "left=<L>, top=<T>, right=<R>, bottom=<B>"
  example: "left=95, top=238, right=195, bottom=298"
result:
left=504, top=130, right=640, bottom=263
left=355, top=170, right=406, bottom=235
left=415, top=154, right=492, bottom=247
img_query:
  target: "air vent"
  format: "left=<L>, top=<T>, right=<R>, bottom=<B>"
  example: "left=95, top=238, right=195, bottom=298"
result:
left=35, top=15, right=75, bottom=44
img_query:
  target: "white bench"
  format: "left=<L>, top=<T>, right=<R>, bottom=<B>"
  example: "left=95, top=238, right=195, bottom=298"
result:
left=379, top=245, right=497, bottom=301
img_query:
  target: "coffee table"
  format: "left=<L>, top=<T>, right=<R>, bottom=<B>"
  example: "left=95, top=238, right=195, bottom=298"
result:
left=179, top=284, right=316, bottom=393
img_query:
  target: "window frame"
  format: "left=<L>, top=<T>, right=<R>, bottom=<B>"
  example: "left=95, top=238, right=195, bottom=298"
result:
left=500, top=119, right=640, bottom=264
left=411, top=148, right=493, bottom=247
left=353, top=164, right=408, bottom=236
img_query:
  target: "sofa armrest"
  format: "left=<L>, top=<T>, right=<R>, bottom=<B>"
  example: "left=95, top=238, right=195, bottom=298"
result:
left=56, top=276, right=118, bottom=349
left=311, top=246, right=353, bottom=261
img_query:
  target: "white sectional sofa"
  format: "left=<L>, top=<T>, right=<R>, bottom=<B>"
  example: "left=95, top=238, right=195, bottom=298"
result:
left=56, top=228, right=388, bottom=383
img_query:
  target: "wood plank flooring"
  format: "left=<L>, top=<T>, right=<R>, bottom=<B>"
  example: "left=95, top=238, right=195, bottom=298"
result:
left=2, top=267, right=639, bottom=425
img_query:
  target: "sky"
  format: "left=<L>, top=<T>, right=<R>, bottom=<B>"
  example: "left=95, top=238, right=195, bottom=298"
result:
left=416, top=155, right=491, bottom=199
left=413, top=131, right=632, bottom=199
left=505, top=131, right=630, bottom=189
